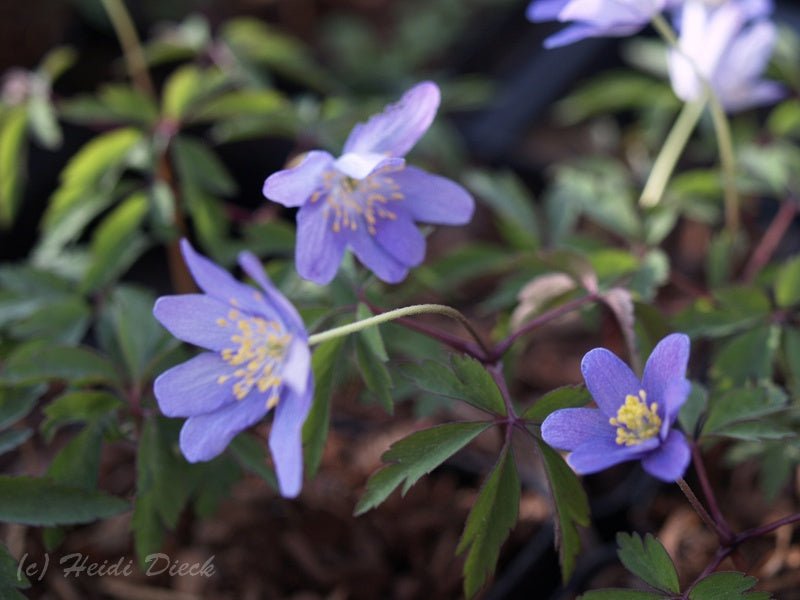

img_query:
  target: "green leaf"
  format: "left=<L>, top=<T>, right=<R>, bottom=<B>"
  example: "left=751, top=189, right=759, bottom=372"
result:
left=354, top=335, right=393, bottom=413
left=710, top=325, right=780, bottom=387
left=137, top=417, right=192, bottom=529
left=0, top=429, right=32, bottom=455
left=673, top=287, right=771, bottom=338
left=400, top=357, right=506, bottom=416
left=103, top=286, right=173, bottom=384
left=355, top=422, right=491, bottom=516
left=0, top=542, right=29, bottom=591
left=689, top=571, right=770, bottom=600
left=303, top=337, right=344, bottom=477
left=222, top=18, right=335, bottom=91
left=616, top=532, right=680, bottom=594
left=457, top=448, right=520, bottom=598
left=132, top=493, right=163, bottom=567
left=0, top=342, right=119, bottom=386
left=0, top=107, right=28, bottom=228
left=707, top=231, right=747, bottom=288
left=0, top=476, right=127, bottom=525
left=162, top=65, right=204, bottom=120
left=775, top=255, right=800, bottom=308
left=41, top=391, right=123, bottom=440
left=579, top=591, right=665, bottom=600
left=0, top=385, right=43, bottom=430
left=678, top=382, right=708, bottom=438
left=171, top=135, right=237, bottom=196
left=37, top=45, right=77, bottom=82
left=782, top=327, right=800, bottom=398
left=81, top=191, right=149, bottom=292
left=27, top=94, right=61, bottom=150
left=702, top=387, right=788, bottom=439
left=356, top=304, right=388, bottom=361
left=43, top=127, right=143, bottom=230
left=46, top=423, right=104, bottom=489
left=536, top=438, right=590, bottom=581
left=228, top=434, right=277, bottom=488
left=464, top=169, right=539, bottom=250
left=8, top=296, right=91, bottom=344
left=521, top=385, right=591, bottom=423
left=191, top=89, right=287, bottom=121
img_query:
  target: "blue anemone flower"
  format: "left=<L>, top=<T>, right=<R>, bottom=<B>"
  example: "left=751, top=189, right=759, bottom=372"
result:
left=153, top=239, right=312, bottom=498
left=542, top=333, right=692, bottom=482
left=527, top=0, right=674, bottom=48
left=262, top=81, right=475, bottom=285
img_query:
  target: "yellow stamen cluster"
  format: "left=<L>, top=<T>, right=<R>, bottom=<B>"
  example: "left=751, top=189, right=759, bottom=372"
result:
left=215, top=306, right=291, bottom=408
left=311, top=167, right=404, bottom=235
left=609, top=390, right=662, bottom=446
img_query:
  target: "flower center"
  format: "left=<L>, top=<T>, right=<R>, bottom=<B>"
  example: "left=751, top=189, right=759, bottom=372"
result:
left=215, top=306, right=292, bottom=407
left=310, top=166, right=405, bottom=235
left=609, top=390, right=662, bottom=446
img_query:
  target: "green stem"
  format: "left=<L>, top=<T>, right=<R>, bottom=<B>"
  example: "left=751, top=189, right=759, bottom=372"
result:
left=650, top=13, right=740, bottom=233
left=708, top=95, right=740, bottom=232
left=640, top=98, right=706, bottom=207
left=99, top=0, right=156, bottom=98
left=651, top=13, right=678, bottom=46
left=307, top=304, right=490, bottom=355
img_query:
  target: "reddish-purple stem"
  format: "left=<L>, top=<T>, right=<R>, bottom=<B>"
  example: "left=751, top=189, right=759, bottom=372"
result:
left=741, top=199, right=798, bottom=283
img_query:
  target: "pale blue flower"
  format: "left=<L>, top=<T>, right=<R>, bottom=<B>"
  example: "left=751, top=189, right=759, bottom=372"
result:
left=153, top=240, right=312, bottom=498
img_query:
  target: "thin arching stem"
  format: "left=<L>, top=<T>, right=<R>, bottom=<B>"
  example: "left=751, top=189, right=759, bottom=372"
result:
left=308, top=303, right=492, bottom=357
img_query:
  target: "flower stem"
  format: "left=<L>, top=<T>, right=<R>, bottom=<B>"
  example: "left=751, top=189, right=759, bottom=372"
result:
left=99, top=0, right=155, bottom=98
left=708, top=95, right=740, bottom=233
left=650, top=13, right=740, bottom=234
left=735, top=512, right=800, bottom=543
left=490, top=292, right=599, bottom=360
left=651, top=13, right=678, bottom=46
left=677, top=478, right=719, bottom=536
left=691, top=443, right=734, bottom=543
left=307, top=304, right=491, bottom=356
left=640, top=99, right=706, bottom=208
left=741, top=199, right=798, bottom=282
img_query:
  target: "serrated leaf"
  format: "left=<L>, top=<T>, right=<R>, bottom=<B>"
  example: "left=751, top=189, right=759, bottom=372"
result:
left=41, top=391, right=123, bottom=440
left=689, top=571, right=770, bottom=600
left=81, top=191, right=149, bottom=292
left=617, top=532, right=680, bottom=593
left=355, top=422, right=491, bottom=515
left=536, top=438, right=590, bottom=581
left=522, top=385, right=591, bottom=423
left=355, top=335, right=393, bottom=413
left=673, top=287, right=771, bottom=338
left=132, top=492, right=163, bottom=567
left=0, top=342, right=119, bottom=386
left=775, top=255, right=800, bottom=308
left=710, top=325, right=780, bottom=387
left=0, top=476, right=127, bottom=525
left=303, top=337, right=344, bottom=477
left=701, top=387, right=787, bottom=439
left=400, top=356, right=507, bottom=416
left=457, top=448, right=520, bottom=598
